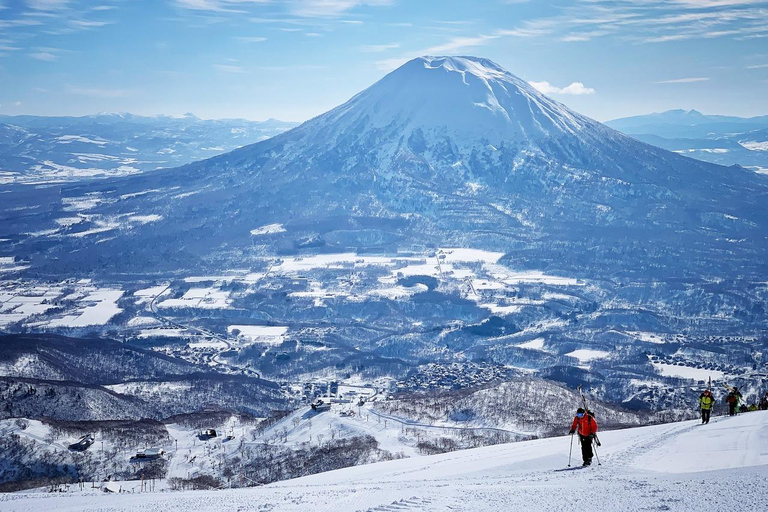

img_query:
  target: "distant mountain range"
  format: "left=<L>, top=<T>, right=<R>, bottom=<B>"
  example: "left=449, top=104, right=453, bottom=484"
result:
left=0, top=113, right=298, bottom=184
left=606, top=109, right=768, bottom=172
left=4, top=57, right=767, bottom=281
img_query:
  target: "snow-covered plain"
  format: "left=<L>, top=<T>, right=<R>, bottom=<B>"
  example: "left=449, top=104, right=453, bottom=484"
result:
left=652, top=361, right=726, bottom=382
left=2, top=412, right=767, bottom=511
left=227, top=325, right=288, bottom=346
left=566, top=348, right=611, bottom=363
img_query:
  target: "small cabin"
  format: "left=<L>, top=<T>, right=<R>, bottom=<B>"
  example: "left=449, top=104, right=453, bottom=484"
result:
left=132, top=448, right=164, bottom=460
left=68, top=433, right=95, bottom=452
left=199, top=429, right=217, bottom=440
left=311, top=399, right=331, bottom=412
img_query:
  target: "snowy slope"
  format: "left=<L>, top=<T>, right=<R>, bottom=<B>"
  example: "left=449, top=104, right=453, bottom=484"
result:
left=294, top=55, right=600, bottom=152
left=3, top=411, right=767, bottom=511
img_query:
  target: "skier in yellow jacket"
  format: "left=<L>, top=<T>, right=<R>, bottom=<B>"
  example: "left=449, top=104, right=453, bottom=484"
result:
left=699, top=389, right=715, bottom=424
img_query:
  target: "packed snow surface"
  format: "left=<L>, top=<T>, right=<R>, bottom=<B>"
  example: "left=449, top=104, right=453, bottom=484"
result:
left=3, top=412, right=767, bottom=511
left=516, top=337, right=546, bottom=351
left=250, top=223, right=287, bottom=236
left=565, top=349, right=611, bottom=362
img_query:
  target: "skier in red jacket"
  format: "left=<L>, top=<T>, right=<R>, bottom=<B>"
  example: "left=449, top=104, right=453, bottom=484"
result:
left=569, top=408, right=599, bottom=466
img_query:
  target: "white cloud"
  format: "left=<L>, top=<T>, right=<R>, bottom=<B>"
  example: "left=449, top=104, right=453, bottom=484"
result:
left=174, top=0, right=270, bottom=12
left=214, top=63, right=245, bottom=73
left=291, top=0, right=394, bottom=18
left=175, top=0, right=391, bottom=17
left=476, top=0, right=768, bottom=46
left=0, top=19, right=44, bottom=28
left=69, top=19, right=114, bottom=29
left=29, top=51, right=57, bottom=61
left=529, top=80, right=596, bottom=95
left=747, top=63, right=768, bottom=69
left=234, top=36, right=267, bottom=42
left=26, top=0, right=70, bottom=10
left=654, top=77, right=710, bottom=84
left=359, top=43, right=399, bottom=52
left=422, top=34, right=499, bottom=54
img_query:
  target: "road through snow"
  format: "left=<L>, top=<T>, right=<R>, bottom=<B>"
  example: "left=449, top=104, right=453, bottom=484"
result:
left=2, top=412, right=767, bottom=512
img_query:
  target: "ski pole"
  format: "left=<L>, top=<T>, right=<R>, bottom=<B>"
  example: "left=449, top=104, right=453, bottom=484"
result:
left=592, top=437, right=601, bottom=466
left=568, top=433, right=574, bottom=467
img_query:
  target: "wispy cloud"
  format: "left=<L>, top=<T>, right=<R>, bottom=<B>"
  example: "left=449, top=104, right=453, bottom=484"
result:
left=26, top=0, right=71, bottom=10
left=234, top=36, right=267, bottom=42
left=437, top=0, right=768, bottom=48
left=422, top=34, right=499, bottom=54
left=175, top=0, right=392, bottom=18
left=174, top=0, right=270, bottom=13
left=29, top=51, right=57, bottom=61
left=214, top=63, right=246, bottom=72
left=359, top=43, right=399, bottom=52
left=290, top=1, right=394, bottom=18
left=69, top=19, right=114, bottom=28
left=0, top=19, right=44, bottom=28
left=654, top=77, right=711, bottom=84
left=529, top=80, right=596, bottom=95
left=747, top=63, right=768, bottom=69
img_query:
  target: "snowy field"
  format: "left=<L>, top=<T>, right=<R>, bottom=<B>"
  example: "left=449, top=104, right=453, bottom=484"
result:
left=2, top=412, right=766, bottom=511
left=652, top=361, right=726, bottom=382
left=0, top=248, right=594, bottom=332
left=0, top=281, right=123, bottom=328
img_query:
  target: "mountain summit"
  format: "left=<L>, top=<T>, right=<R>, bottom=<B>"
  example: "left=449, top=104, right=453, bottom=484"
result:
left=302, top=56, right=596, bottom=148
left=4, top=56, right=768, bottom=280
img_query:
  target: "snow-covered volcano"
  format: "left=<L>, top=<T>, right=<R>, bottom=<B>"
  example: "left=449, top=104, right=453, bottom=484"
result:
left=4, top=56, right=768, bottom=280
left=296, top=56, right=596, bottom=149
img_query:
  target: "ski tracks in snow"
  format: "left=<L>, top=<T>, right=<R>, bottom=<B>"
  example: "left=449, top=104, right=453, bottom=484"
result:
left=361, top=496, right=434, bottom=512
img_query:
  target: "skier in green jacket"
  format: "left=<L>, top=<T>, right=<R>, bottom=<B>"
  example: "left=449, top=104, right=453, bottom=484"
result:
left=698, top=389, right=715, bottom=424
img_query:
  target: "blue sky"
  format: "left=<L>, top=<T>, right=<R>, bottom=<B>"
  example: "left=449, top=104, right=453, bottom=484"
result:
left=1, top=0, right=767, bottom=122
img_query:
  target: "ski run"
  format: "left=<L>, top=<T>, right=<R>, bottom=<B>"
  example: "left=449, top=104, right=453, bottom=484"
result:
left=2, top=411, right=767, bottom=512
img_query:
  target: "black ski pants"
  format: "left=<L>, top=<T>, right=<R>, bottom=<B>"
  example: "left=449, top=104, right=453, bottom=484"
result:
left=579, top=434, right=593, bottom=463
left=701, top=408, right=711, bottom=423
left=729, top=404, right=736, bottom=416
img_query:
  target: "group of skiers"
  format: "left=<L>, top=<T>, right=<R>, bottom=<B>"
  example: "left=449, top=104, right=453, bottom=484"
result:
left=565, top=387, right=768, bottom=467
left=698, top=387, right=768, bottom=422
